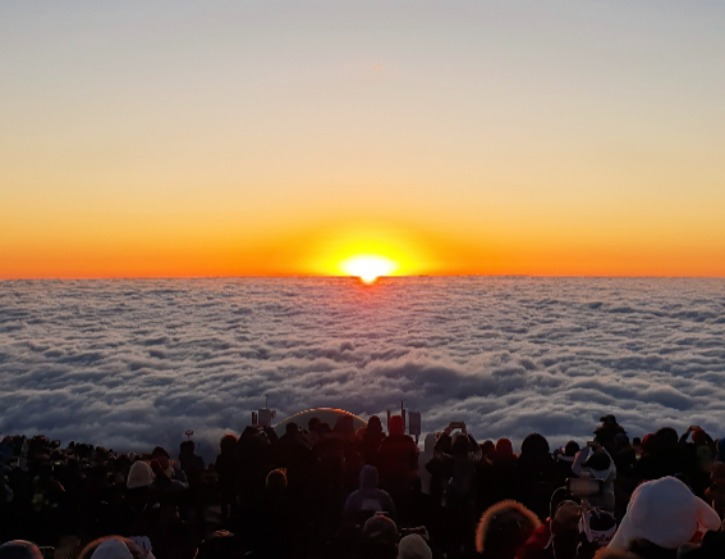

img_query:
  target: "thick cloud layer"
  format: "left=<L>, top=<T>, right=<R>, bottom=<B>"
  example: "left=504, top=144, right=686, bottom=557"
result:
left=1, top=277, right=723, bottom=460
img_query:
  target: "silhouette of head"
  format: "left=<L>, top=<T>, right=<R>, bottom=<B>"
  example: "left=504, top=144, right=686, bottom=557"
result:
left=368, top=415, right=383, bottom=434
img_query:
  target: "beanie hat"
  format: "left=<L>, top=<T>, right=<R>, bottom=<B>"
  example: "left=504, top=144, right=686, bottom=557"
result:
left=397, top=534, right=432, bottom=559
left=362, top=513, right=399, bottom=545
left=0, top=540, right=43, bottom=559
left=90, top=538, right=134, bottom=559
left=608, top=476, right=721, bottom=551
left=126, top=460, right=154, bottom=489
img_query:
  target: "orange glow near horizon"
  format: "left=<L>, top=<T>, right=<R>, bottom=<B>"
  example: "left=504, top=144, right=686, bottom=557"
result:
left=300, top=222, right=433, bottom=279
left=1, top=217, right=725, bottom=279
left=2, top=4, right=725, bottom=280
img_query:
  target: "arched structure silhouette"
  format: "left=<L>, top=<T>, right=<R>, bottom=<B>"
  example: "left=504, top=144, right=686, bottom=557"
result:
left=274, top=407, right=368, bottom=436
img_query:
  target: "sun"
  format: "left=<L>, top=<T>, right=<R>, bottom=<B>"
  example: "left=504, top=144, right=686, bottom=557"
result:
left=305, top=221, right=431, bottom=280
left=340, top=255, right=397, bottom=284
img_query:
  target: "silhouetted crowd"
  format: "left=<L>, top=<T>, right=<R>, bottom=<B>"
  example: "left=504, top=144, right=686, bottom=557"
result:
left=1, top=414, right=725, bottom=559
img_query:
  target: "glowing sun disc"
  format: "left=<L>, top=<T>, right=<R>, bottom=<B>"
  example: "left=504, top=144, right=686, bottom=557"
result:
left=340, top=255, right=397, bottom=284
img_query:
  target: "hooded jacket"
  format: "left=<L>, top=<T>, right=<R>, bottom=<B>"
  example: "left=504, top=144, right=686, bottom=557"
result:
left=344, top=465, right=396, bottom=521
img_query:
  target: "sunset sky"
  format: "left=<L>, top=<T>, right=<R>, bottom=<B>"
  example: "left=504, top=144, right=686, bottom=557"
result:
left=2, top=1, right=724, bottom=279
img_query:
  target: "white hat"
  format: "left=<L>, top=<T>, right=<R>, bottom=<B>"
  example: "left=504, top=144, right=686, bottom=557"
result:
left=608, top=476, right=721, bottom=551
left=397, top=534, right=432, bottom=559
left=126, top=460, right=154, bottom=489
left=90, top=538, right=134, bottom=559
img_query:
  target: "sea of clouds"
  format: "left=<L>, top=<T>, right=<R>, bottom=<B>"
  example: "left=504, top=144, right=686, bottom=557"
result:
left=0, top=277, right=723, bottom=461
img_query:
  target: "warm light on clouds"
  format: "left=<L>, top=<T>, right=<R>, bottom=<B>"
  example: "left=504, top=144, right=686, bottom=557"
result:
left=2, top=277, right=723, bottom=455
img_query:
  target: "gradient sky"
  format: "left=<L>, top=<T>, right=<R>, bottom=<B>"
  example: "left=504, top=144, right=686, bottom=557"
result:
left=2, top=1, right=724, bottom=278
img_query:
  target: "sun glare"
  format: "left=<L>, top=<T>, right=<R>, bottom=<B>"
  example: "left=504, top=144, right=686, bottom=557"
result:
left=340, top=255, right=397, bottom=284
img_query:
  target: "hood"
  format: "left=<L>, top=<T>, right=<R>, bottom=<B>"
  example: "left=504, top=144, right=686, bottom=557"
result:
left=475, top=499, right=541, bottom=557
left=359, top=464, right=380, bottom=490
left=126, top=460, right=154, bottom=489
left=90, top=538, right=134, bottom=559
left=608, top=476, right=721, bottom=551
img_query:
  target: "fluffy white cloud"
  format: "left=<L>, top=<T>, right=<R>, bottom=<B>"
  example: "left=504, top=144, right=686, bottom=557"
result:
left=0, top=278, right=723, bottom=461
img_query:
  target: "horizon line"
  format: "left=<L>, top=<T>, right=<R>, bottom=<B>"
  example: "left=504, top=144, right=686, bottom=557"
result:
left=1, top=272, right=723, bottom=282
